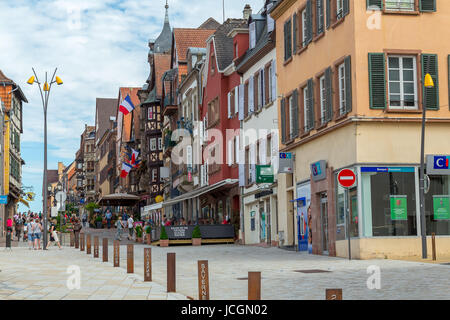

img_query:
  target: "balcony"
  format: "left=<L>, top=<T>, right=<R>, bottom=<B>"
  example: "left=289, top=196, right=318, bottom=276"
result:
left=162, top=94, right=178, bottom=117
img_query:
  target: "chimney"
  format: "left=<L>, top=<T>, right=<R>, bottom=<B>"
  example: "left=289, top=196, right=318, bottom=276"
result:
left=243, top=4, right=252, bottom=20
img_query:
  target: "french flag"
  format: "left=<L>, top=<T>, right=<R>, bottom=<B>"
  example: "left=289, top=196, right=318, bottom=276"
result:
left=120, top=162, right=133, bottom=178
left=131, top=149, right=139, bottom=164
left=119, top=94, right=135, bottom=115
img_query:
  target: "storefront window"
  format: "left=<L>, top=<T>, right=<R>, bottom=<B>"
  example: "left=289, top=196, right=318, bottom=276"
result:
left=361, top=168, right=417, bottom=237
left=218, top=201, right=223, bottom=224
left=336, top=183, right=358, bottom=239
left=425, top=175, right=450, bottom=235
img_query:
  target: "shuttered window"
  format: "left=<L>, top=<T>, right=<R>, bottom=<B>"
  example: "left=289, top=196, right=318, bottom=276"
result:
left=368, top=53, right=387, bottom=109
left=293, top=13, right=298, bottom=53
left=281, top=98, right=287, bottom=144
left=422, top=54, right=439, bottom=110
left=284, top=19, right=292, bottom=61
left=420, top=0, right=436, bottom=12
left=325, top=67, right=333, bottom=122
left=367, top=0, right=383, bottom=10
left=306, top=79, right=315, bottom=131
left=319, top=75, right=327, bottom=125
left=305, top=0, right=313, bottom=45
left=316, top=0, right=325, bottom=35
left=388, top=55, right=418, bottom=109
left=290, top=90, right=299, bottom=139
left=367, top=0, right=436, bottom=12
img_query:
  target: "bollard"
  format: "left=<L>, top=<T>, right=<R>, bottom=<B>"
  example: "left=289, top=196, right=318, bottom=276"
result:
left=94, top=236, right=99, bottom=258
left=75, top=233, right=79, bottom=249
left=248, top=272, right=261, bottom=300
left=102, top=238, right=108, bottom=262
left=114, top=240, right=120, bottom=267
left=144, top=248, right=152, bottom=281
left=197, top=260, right=210, bottom=300
left=70, top=233, right=74, bottom=247
left=80, top=233, right=85, bottom=251
left=326, top=289, right=343, bottom=300
left=432, top=232, right=436, bottom=261
left=167, top=253, right=176, bottom=292
left=86, top=234, right=91, bottom=255
left=127, top=244, right=134, bottom=273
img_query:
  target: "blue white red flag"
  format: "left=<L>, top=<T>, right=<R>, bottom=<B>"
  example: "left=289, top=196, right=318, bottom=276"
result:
left=119, top=94, right=135, bottom=115
left=120, top=162, right=133, bottom=178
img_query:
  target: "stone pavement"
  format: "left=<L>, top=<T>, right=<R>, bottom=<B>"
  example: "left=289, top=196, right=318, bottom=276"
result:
left=0, top=246, right=187, bottom=300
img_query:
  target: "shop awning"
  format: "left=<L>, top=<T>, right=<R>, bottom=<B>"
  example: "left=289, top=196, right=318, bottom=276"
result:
left=161, top=179, right=238, bottom=208
left=142, top=203, right=163, bottom=218
left=97, top=193, right=140, bottom=206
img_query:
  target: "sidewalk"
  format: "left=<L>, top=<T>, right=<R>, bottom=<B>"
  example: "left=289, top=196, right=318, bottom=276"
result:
left=0, top=246, right=187, bottom=300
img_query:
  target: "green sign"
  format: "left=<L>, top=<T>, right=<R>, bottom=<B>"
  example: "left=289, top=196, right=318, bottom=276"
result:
left=256, top=165, right=274, bottom=184
left=390, top=195, right=408, bottom=221
left=433, top=196, right=450, bottom=220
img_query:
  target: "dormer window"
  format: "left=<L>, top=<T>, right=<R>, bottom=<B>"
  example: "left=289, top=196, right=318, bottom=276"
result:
left=249, top=21, right=256, bottom=49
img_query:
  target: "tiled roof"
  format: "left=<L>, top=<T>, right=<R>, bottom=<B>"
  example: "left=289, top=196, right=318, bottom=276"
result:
left=47, top=170, right=59, bottom=184
left=213, top=19, right=247, bottom=71
left=173, top=28, right=216, bottom=64
left=154, top=53, right=172, bottom=97
left=199, top=17, right=221, bottom=30
left=0, top=70, right=13, bottom=83
left=95, top=98, right=117, bottom=143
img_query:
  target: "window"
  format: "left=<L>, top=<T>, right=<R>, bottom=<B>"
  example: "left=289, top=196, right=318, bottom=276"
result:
left=303, top=86, right=310, bottom=132
left=336, top=0, right=344, bottom=19
left=338, top=63, right=346, bottom=115
left=316, top=0, right=324, bottom=35
left=152, top=169, right=157, bottom=183
left=249, top=22, right=256, bottom=49
left=150, top=138, right=157, bottom=151
left=158, top=137, right=162, bottom=150
left=319, top=75, right=327, bottom=125
left=208, top=98, right=220, bottom=127
left=385, top=0, right=415, bottom=11
left=289, top=95, right=295, bottom=138
left=387, top=56, right=418, bottom=109
left=267, top=64, right=273, bottom=103
left=302, top=8, right=307, bottom=46
left=148, top=107, right=153, bottom=120
left=284, top=19, right=292, bottom=61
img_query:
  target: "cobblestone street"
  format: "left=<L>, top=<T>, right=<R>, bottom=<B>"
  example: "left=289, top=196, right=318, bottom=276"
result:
left=1, top=239, right=449, bottom=300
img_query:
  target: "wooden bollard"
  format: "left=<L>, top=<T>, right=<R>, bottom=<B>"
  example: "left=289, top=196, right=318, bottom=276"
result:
left=114, top=240, right=120, bottom=267
left=432, top=232, right=436, bottom=261
left=80, top=233, right=85, bottom=251
left=326, top=289, right=343, bottom=300
left=144, top=248, right=152, bottom=281
left=75, top=233, right=79, bottom=249
left=94, top=237, right=99, bottom=258
left=127, top=244, right=134, bottom=273
left=86, top=234, right=91, bottom=254
left=167, top=253, right=176, bottom=292
left=248, top=272, right=261, bottom=300
left=198, top=260, right=210, bottom=300
left=70, top=233, right=74, bottom=247
left=102, top=238, right=108, bottom=262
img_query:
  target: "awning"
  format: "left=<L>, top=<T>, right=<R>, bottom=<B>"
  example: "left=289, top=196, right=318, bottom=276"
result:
left=141, top=203, right=163, bottom=218
left=161, top=179, right=238, bottom=208
left=97, top=193, right=140, bottom=206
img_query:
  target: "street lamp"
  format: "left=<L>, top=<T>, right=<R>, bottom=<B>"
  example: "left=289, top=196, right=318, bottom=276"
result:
left=27, top=68, right=63, bottom=250
left=419, top=73, right=435, bottom=259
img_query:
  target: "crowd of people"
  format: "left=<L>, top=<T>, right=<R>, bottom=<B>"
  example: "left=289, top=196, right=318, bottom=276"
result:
left=5, top=212, right=62, bottom=250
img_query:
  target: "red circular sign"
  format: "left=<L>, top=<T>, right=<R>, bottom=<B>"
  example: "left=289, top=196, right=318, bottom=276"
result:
left=337, top=169, right=356, bottom=188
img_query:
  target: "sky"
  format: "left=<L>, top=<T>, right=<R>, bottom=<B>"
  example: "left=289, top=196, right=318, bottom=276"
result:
left=0, top=0, right=264, bottom=213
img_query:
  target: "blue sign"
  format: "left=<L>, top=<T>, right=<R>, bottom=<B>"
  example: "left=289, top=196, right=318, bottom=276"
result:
left=361, top=167, right=415, bottom=173
left=310, top=160, right=327, bottom=181
left=433, top=156, right=450, bottom=170
left=297, top=197, right=309, bottom=252
left=279, top=152, right=292, bottom=159
left=311, top=162, right=322, bottom=176
left=0, top=195, right=7, bottom=204
left=80, top=198, right=85, bottom=204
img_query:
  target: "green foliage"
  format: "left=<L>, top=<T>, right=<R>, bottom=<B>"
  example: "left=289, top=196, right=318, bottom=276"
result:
left=95, top=215, right=102, bottom=222
left=85, top=202, right=99, bottom=213
left=145, top=225, right=151, bottom=234
left=160, top=226, right=169, bottom=240
left=192, top=225, right=201, bottom=239
left=136, top=225, right=143, bottom=238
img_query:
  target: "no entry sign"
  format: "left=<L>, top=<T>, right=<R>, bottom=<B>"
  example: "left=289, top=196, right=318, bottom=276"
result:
left=337, top=169, right=356, bottom=188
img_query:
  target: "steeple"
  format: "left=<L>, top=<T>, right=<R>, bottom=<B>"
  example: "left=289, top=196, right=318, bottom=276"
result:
left=154, top=0, right=172, bottom=54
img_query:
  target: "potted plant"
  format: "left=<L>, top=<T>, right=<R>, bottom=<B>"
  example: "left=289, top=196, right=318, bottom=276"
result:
left=146, top=225, right=152, bottom=244
left=135, top=225, right=143, bottom=243
left=192, top=225, right=202, bottom=246
left=95, top=215, right=103, bottom=229
left=159, top=226, right=169, bottom=247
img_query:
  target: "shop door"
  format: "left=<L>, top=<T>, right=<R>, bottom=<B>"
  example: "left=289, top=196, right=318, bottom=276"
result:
left=259, top=203, right=266, bottom=242
left=320, top=193, right=329, bottom=255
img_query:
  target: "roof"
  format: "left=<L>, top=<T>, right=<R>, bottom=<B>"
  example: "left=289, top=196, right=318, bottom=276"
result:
left=154, top=3, right=172, bottom=54
left=95, top=98, right=117, bottom=143
left=0, top=69, right=28, bottom=103
left=173, top=28, right=216, bottom=64
left=212, top=19, right=248, bottom=71
left=47, top=170, right=59, bottom=185
left=0, top=70, right=13, bottom=83
left=154, top=53, right=172, bottom=97
left=199, top=17, right=221, bottom=30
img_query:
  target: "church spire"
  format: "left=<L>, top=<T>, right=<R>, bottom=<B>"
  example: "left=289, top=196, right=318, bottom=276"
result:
left=153, top=0, right=172, bottom=54
left=164, top=0, right=169, bottom=24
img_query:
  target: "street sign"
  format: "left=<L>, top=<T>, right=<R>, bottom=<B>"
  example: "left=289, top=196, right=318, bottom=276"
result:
left=337, top=169, right=356, bottom=188
left=256, top=165, right=274, bottom=184
left=279, top=152, right=293, bottom=173
left=0, top=195, right=7, bottom=204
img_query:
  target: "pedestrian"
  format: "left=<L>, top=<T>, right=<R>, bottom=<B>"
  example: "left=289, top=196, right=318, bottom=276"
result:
left=81, top=212, right=87, bottom=228
left=127, top=214, right=134, bottom=240
left=105, top=209, right=112, bottom=229
left=33, top=218, right=43, bottom=250
left=26, top=218, right=34, bottom=249
left=73, top=218, right=82, bottom=247
left=14, top=217, right=22, bottom=241
left=46, top=219, right=62, bottom=250
left=115, top=216, right=124, bottom=241
left=7, top=217, right=13, bottom=234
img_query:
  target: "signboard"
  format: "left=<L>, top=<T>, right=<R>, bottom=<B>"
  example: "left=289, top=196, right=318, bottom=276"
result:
left=433, top=195, right=450, bottom=220
left=162, top=225, right=235, bottom=240
left=0, top=195, right=7, bottom=204
left=311, top=160, right=327, bottom=182
left=256, top=165, right=274, bottom=184
left=361, top=167, right=415, bottom=173
left=426, top=155, right=450, bottom=175
left=390, top=195, right=408, bottom=221
left=296, top=197, right=309, bottom=252
left=337, top=169, right=356, bottom=188
left=296, top=182, right=311, bottom=253
left=279, top=152, right=293, bottom=173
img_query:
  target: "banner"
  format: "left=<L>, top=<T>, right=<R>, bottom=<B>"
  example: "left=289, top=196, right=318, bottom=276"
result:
left=390, top=195, right=408, bottom=221
left=433, top=195, right=450, bottom=220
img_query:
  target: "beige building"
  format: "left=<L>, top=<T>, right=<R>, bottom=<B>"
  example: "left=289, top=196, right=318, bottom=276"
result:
left=271, top=0, right=450, bottom=259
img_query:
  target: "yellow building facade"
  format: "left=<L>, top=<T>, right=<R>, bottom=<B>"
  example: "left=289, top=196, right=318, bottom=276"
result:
left=271, top=0, right=450, bottom=259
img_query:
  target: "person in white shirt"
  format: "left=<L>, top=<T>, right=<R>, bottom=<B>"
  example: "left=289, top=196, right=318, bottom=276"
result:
left=127, top=215, right=134, bottom=240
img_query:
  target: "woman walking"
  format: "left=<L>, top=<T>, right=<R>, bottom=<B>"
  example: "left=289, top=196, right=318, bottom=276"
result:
left=33, top=218, right=43, bottom=250
left=73, top=218, right=82, bottom=247
left=46, top=219, right=62, bottom=250
left=115, top=216, right=124, bottom=241
left=26, top=218, right=35, bottom=250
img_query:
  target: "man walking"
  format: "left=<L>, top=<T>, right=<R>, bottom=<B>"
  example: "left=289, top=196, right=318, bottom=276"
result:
left=127, top=214, right=134, bottom=241
left=115, top=216, right=124, bottom=241
left=105, top=209, right=112, bottom=229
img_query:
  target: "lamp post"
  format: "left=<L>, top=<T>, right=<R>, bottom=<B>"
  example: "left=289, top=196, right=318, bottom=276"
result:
left=27, top=68, right=63, bottom=250
left=419, top=73, right=435, bottom=259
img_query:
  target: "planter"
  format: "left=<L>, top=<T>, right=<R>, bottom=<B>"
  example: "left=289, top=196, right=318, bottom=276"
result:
left=95, top=221, right=102, bottom=229
left=192, top=238, right=202, bottom=246
left=159, top=239, right=169, bottom=247
left=137, top=237, right=142, bottom=243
